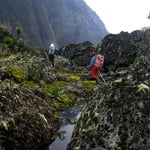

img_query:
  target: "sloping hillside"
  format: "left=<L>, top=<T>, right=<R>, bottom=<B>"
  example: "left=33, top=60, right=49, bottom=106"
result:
left=0, top=0, right=108, bottom=49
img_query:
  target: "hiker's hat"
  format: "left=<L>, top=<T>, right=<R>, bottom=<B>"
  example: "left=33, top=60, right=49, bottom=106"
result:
left=50, top=43, right=55, bottom=49
left=90, top=52, right=96, bottom=56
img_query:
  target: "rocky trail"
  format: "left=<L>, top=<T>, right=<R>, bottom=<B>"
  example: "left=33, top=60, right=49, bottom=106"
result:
left=0, top=27, right=150, bottom=150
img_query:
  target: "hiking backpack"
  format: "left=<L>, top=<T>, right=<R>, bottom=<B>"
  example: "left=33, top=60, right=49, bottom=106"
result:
left=94, top=54, right=104, bottom=68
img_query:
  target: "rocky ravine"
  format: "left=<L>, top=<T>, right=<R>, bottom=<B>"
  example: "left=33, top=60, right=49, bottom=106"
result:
left=0, top=27, right=150, bottom=150
left=0, top=27, right=96, bottom=150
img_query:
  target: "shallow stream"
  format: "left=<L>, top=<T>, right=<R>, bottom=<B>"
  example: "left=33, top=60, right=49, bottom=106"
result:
left=49, top=105, right=84, bottom=150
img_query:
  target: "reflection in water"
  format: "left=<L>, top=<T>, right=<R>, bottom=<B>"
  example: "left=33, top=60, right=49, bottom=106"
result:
left=50, top=105, right=83, bottom=150
left=51, top=124, right=75, bottom=150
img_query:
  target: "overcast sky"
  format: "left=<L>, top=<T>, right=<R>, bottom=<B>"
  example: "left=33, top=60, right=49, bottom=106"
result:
left=84, top=0, right=150, bottom=33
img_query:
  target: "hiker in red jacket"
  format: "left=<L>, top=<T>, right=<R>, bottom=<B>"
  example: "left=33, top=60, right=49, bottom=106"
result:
left=87, top=52, right=104, bottom=83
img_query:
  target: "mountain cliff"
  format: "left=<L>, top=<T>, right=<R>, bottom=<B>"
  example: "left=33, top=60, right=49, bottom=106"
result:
left=0, top=0, right=108, bottom=49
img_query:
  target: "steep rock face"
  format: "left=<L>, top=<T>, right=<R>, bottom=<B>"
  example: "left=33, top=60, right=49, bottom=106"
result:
left=62, top=41, right=96, bottom=67
left=100, top=30, right=150, bottom=72
left=67, top=30, right=150, bottom=150
left=60, top=30, right=150, bottom=70
left=68, top=54, right=150, bottom=150
left=0, top=0, right=108, bottom=49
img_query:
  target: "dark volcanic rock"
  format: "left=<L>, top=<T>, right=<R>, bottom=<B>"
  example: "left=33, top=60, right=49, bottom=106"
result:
left=0, top=28, right=59, bottom=150
left=62, top=41, right=97, bottom=67
left=67, top=30, right=150, bottom=150
left=100, top=30, right=150, bottom=72
left=0, top=78, right=59, bottom=150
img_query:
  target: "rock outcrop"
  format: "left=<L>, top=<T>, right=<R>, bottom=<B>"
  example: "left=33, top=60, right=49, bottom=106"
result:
left=60, top=41, right=97, bottom=67
left=100, top=30, right=150, bottom=72
left=67, top=29, right=150, bottom=150
left=0, top=77, right=59, bottom=149
left=0, top=27, right=96, bottom=149
left=0, top=47, right=59, bottom=149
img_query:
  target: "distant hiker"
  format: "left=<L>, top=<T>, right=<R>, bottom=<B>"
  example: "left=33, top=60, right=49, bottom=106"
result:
left=48, top=43, right=55, bottom=67
left=87, top=52, right=104, bottom=83
left=61, top=47, right=66, bottom=55
left=54, top=49, right=59, bottom=55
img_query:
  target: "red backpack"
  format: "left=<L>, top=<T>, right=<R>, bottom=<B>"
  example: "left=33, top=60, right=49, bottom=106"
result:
left=94, top=54, right=104, bottom=68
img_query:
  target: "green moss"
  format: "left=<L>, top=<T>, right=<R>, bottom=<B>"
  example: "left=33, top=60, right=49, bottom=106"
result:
left=82, top=80, right=96, bottom=90
left=51, top=93, right=76, bottom=111
left=12, top=68, right=26, bottom=81
left=61, top=93, right=76, bottom=103
left=4, top=65, right=27, bottom=82
left=23, top=81, right=36, bottom=87
left=57, top=72, right=81, bottom=81
left=68, top=74, right=80, bottom=81
left=43, top=78, right=77, bottom=111
left=53, top=81, right=70, bottom=86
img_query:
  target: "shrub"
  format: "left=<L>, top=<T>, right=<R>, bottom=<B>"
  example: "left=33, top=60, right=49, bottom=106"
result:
left=48, top=85, right=64, bottom=99
left=0, top=43, right=8, bottom=51
left=3, top=36, right=14, bottom=45
left=17, top=39, right=25, bottom=47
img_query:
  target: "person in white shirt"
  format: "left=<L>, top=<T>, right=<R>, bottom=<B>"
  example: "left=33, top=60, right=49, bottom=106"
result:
left=48, top=43, right=55, bottom=67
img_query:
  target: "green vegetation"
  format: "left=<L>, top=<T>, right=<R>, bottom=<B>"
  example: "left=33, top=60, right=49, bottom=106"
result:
left=51, top=93, right=76, bottom=111
left=5, top=65, right=28, bottom=82
left=23, top=80, right=36, bottom=87
left=82, top=80, right=96, bottom=90
left=17, top=39, right=25, bottom=47
left=57, top=72, right=81, bottom=81
left=41, top=80, right=79, bottom=111
left=48, top=85, right=64, bottom=99
left=0, top=43, right=8, bottom=51
left=3, top=36, right=14, bottom=48
left=16, top=26, right=23, bottom=40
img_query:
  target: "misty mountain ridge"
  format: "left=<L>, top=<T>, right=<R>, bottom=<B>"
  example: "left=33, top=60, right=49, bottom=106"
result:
left=0, top=0, right=108, bottom=49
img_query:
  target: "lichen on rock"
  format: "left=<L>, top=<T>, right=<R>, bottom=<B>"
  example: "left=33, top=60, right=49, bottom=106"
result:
left=67, top=29, right=150, bottom=150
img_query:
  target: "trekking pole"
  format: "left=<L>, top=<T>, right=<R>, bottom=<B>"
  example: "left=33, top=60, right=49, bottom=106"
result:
left=98, top=70, right=105, bottom=82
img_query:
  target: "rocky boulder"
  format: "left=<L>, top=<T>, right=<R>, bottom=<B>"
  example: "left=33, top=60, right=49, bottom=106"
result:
left=62, top=41, right=97, bottom=67
left=0, top=74, right=59, bottom=149
left=0, top=29, right=59, bottom=149
left=0, top=27, right=97, bottom=150
left=67, top=31, right=150, bottom=150
left=100, top=29, right=150, bottom=72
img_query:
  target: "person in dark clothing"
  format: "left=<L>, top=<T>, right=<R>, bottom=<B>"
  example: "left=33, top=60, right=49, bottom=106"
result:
left=61, top=47, right=66, bottom=55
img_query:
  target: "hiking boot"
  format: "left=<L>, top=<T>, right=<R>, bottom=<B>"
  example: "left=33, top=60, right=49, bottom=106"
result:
left=95, top=78, right=100, bottom=84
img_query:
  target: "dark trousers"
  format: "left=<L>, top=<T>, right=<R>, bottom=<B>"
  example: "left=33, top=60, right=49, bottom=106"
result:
left=48, top=54, right=54, bottom=66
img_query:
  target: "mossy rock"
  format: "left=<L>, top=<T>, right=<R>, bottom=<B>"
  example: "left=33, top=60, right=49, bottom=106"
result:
left=81, top=80, right=96, bottom=90
left=57, top=72, right=81, bottom=81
